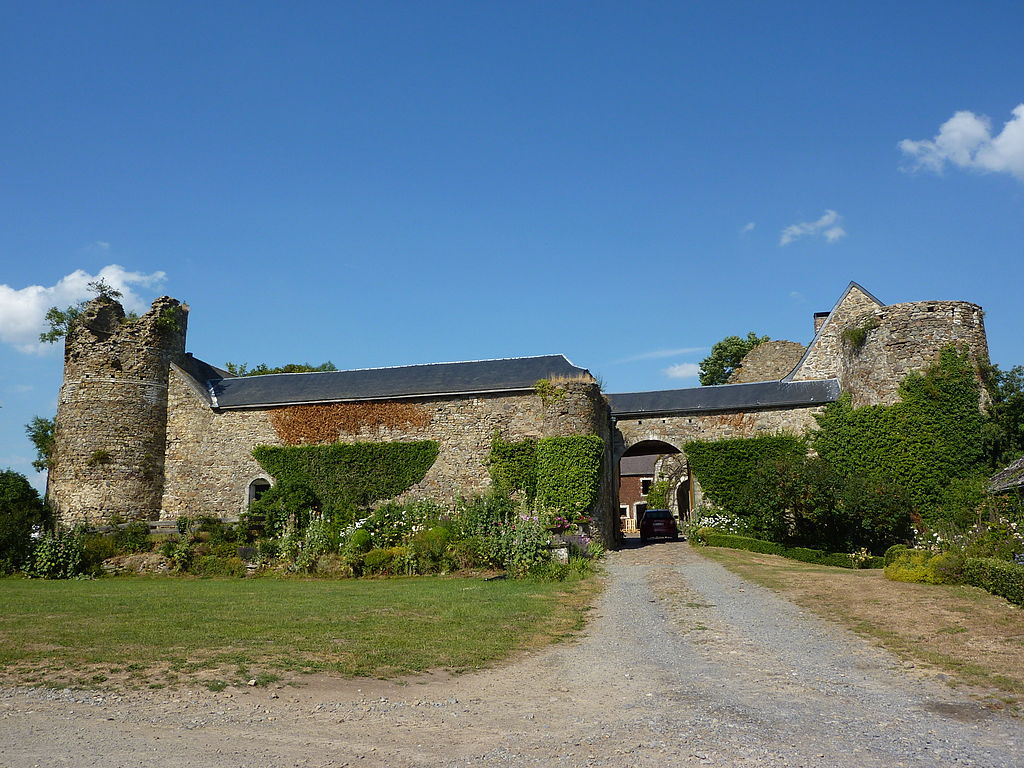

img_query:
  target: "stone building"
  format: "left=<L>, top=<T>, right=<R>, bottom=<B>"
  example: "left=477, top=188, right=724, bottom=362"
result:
left=48, top=282, right=989, bottom=545
left=607, top=282, right=989, bottom=518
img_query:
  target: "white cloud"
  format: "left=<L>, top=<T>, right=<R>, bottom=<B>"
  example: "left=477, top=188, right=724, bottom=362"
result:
left=0, top=265, right=167, bottom=354
left=613, top=347, right=705, bottom=365
left=899, top=104, right=1024, bottom=181
left=779, top=210, right=846, bottom=246
left=740, top=222, right=755, bottom=235
left=664, top=362, right=701, bottom=379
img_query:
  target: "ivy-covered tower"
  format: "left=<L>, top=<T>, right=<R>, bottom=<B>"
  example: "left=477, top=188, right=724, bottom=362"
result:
left=48, top=295, right=188, bottom=525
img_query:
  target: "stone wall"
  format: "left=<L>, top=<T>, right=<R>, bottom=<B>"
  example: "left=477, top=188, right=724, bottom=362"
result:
left=728, top=340, right=806, bottom=383
left=161, top=366, right=281, bottom=519
left=162, top=376, right=617, bottom=544
left=790, top=283, right=883, bottom=382
left=50, top=296, right=187, bottom=525
left=613, top=404, right=825, bottom=510
left=838, top=301, right=989, bottom=407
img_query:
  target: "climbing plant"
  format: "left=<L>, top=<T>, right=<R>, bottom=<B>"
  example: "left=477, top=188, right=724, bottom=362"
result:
left=252, top=440, right=439, bottom=526
left=812, top=345, right=985, bottom=519
left=646, top=480, right=671, bottom=509
left=683, top=434, right=807, bottom=512
left=487, top=435, right=538, bottom=500
left=534, top=435, right=605, bottom=517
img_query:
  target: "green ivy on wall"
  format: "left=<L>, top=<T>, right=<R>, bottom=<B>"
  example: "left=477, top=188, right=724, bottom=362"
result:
left=646, top=480, right=671, bottom=509
left=487, top=434, right=605, bottom=517
left=683, top=434, right=807, bottom=511
left=252, top=440, right=439, bottom=525
left=487, top=434, right=537, bottom=500
left=535, top=435, right=605, bottom=516
left=812, top=345, right=985, bottom=518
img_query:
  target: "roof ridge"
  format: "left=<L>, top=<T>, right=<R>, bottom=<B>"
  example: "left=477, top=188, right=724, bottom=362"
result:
left=231, top=353, right=574, bottom=378
left=608, top=378, right=832, bottom=398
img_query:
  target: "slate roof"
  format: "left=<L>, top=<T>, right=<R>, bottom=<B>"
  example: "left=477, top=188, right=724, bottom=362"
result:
left=204, top=354, right=592, bottom=409
left=619, top=455, right=659, bottom=476
left=608, top=379, right=840, bottom=417
left=989, top=456, right=1024, bottom=494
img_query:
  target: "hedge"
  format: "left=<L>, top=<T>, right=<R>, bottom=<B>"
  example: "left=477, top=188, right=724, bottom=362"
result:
left=962, top=557, right=1024, bottom=606
left=692, top=528, right=883, bottom=569
left=683, top=434, right=806, bottom=511
left=252, top=440, right=439, bottom=524
left=883, top=549, right=963, bottom=585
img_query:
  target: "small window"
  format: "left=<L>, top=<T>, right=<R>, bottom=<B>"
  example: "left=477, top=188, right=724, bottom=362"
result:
left=640, top=478, right=653, bottom=496
left=619, top=505, right=630, bottom=518
left=248, top=479, right=271, bottom=505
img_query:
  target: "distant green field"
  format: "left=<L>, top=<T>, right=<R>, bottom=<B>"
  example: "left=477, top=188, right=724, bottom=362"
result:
left=0, top=576, right=595, bottom=690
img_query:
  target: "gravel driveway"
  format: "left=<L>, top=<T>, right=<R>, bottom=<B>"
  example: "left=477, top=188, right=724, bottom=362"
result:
left=3, top=542, right=1021, bottom=768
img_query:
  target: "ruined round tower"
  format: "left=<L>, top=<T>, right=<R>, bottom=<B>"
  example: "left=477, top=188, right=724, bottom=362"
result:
left=48, top=295, right=188, bottom=525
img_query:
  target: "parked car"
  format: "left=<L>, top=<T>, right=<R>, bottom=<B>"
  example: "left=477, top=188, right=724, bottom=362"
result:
left=638, top=509, right=680, bottom=542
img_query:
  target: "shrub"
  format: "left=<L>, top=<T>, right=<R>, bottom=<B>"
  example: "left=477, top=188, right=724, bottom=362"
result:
left=313, top=553, right=354, bottom=577
left=113, top=521, right=151, bottom=554
left=357, top=499, right=441, bottom=549
left=166, top=540, right=193, bottom=572
left=247, top=481, right=320, bottom=538
left=81, top=533, right=120, bottom=575
left=884, top=544, right=909, bottom=566
left=362, top=547, right=412, bottom=576
left=0, top=469, right=50, bottom=574
left=191, top=555, right=246, bottom=578
left=493, top=509, right=553, bottom=577
left=884, top=549, right=958, bottom=584
left=455, top=492, right=515, bottom=543
left=293, top=514, right=338, bottom=571
left=962, top=557, right=1024, bottom=606
left=256, top=538, right=280, bottom=562
left=930, top=551, right=966, bottom=583
left=411, top=526, right=453, bottom=574
left=343, top=527, right=372, bottom=556
left=26, top=528, right=84, bottom=579
left=446, top=536, right=489, bottom=570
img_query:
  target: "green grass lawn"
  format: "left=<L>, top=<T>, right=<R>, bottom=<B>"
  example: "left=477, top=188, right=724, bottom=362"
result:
left=0, top=575, right=596, bottom=690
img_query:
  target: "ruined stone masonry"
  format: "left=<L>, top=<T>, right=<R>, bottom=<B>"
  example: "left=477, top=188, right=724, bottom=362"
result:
left=48, top=281, right=989, bottom=546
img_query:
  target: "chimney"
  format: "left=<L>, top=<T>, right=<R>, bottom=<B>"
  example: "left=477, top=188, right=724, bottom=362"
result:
left=813, top=311, right=830, bottom=335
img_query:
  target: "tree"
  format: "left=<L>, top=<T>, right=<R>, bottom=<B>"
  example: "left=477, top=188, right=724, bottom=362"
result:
left=698, top=332, right=769, bottom=385
left=0, top=469, right=51, bottom=574
left=39, top=279, right=123, bottom=344
left=982, top=363, right=1024, bottom=470
left=25, top=416, right=55, bottom=472
left=224, top=361, right=338, bottom=376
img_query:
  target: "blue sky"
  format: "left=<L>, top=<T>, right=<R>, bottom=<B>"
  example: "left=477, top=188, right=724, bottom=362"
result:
left=2, top=1, right=1023, bottom=491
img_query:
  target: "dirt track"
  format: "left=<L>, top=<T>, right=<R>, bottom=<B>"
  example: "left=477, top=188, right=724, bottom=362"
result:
left=3, top=542, right=1022, bottom=767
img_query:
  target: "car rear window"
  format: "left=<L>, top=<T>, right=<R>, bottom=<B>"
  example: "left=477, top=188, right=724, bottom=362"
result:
left=644, top=510, right=672, bottom=520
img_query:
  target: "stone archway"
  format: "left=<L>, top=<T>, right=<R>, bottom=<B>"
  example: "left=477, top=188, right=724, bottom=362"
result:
left=615, top=438, right=688, bottom=536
